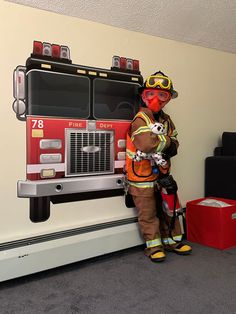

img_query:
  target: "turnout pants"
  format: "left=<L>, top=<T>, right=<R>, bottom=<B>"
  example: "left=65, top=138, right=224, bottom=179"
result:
left=131, top=187, right=182, bottom=256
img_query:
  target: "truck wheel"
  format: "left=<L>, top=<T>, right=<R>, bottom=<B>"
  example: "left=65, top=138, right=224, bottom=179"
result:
left=30, top=197, right=50, bottom=222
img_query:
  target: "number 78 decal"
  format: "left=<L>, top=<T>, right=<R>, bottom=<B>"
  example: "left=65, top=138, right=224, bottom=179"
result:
left=32, top=120, right=44, bottom=129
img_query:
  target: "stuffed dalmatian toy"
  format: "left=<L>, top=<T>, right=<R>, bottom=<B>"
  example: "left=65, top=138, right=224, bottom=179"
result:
left=149, top=122, right=166, bottom=135
left=133, top=122, right=167, bottom=166
left=133, top=150, right=167, bottom=166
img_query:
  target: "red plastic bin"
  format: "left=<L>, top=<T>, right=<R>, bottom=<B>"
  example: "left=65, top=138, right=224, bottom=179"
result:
left=186, top=197, right=236, bottom=250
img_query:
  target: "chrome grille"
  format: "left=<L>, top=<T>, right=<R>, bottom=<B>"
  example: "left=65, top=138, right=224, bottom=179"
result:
left=66, top=130, right=114, bottom=176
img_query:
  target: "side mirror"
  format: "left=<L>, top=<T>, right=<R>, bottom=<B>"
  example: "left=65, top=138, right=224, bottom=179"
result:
left=12, top=99, right=26, bottom=116
left=13, top=66, right=26, bottom=121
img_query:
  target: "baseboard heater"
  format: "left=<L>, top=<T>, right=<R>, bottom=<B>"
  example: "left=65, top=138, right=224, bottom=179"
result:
left=0, top=217, right=143, bottom=282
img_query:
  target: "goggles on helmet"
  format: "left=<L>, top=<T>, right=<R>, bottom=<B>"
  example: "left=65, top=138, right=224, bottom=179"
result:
left=142, top=89, right=171, bottom=102
left=145, top=75, right=171, bottom=90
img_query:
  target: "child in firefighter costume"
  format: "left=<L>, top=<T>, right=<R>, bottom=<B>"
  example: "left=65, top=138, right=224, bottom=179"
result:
left=126, top=71, right=192, bottom=262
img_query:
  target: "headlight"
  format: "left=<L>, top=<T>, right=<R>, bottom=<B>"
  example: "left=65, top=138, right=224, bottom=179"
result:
left=40, top=139, right=62, bottom=149
left=40, top=154, right=62, bottom=164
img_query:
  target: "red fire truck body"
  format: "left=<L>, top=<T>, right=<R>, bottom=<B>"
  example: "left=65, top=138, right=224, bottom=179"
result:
left=13, top=41, right=143, bottom=222
left=26, top=117, right=130, bottom=181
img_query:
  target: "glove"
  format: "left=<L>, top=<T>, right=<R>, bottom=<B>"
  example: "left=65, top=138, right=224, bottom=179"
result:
left=158, top=175, right=178, bottom=194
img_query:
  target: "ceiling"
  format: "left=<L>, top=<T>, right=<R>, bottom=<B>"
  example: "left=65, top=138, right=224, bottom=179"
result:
left=6, top=0, right=236, bottom=54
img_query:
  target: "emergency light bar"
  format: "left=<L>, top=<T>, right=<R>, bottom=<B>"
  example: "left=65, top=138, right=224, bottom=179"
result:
left=112, top=56, right=140, bottom=74
left=32, top=41, right=71, bottom=63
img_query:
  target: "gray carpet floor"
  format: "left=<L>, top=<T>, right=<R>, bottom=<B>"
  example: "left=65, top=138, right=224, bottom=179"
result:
left=0, top=242, right=235, bottom=314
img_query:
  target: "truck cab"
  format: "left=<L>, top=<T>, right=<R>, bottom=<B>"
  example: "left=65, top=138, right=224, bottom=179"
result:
left=13, top=41, right=143, bottom=222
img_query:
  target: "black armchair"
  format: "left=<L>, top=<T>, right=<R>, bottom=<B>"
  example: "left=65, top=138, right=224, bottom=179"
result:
left=205, top=132, right=236, bottom=200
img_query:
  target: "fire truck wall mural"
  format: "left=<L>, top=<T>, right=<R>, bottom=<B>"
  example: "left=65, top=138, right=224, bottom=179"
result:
left=13, top=41, right=143, bottom=223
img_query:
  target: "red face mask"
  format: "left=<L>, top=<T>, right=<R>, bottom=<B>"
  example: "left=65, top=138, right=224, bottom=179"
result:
left=142, top=89, right=171, bottom=113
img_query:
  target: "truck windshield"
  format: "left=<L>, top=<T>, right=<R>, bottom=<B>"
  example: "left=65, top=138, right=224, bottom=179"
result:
left=93, top=78, right=140, bottom=120
left=27, top=70, right=90, bottom=118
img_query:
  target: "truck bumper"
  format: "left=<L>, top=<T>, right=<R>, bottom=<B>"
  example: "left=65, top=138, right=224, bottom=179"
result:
left=17, top=174, right=124, bottom=198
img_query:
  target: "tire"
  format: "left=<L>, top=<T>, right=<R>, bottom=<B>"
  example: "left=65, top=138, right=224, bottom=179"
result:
left=30, top=196, right=50, bottom=223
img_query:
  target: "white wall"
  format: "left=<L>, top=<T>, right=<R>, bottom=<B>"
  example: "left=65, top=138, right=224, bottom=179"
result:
left=1, top=0, right=236, bottom=242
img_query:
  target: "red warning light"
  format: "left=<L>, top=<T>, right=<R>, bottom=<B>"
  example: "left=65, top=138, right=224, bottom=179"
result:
left=52, top=44, right=60, bottom=58
left=120, top=57, right=127, bottom=70
left=33, top=41, right=43, bottom=55
left=133, top=60, right=139, bottom=72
